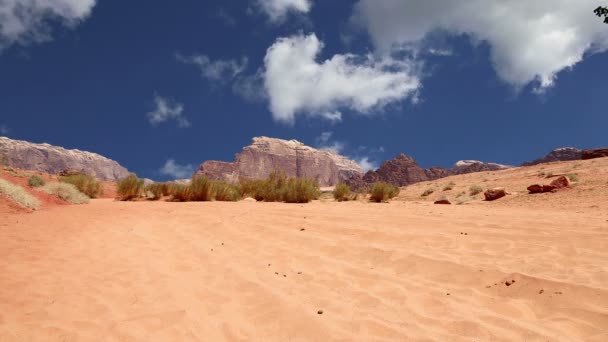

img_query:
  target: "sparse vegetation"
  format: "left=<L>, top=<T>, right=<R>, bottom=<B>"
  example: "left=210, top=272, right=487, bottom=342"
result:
left=0, top=178, right=40, bottom=209
left=28, top=175, right=45, bottom=188
left=40, top=182, right=90, bottom=204
left=456, top=196, right=473, bottom=205
left=144, top=183, right=165, bottom=200
left=333, top=183, right=352, bottom=202
left=117, top=173, right=144, bottom=201
left=213, top=181, right=241, bottom=202
left=370, top=182, right=399, bottom=203
left=421, top=187, right=435, bottom=197
left=545, top=172, right=554, bottom=178
left=239, top=170, right=320, bottom=203
left=169, top=183, right=190, bottom=201
left=60, top=174, right=102, bottom=198
left=443, top=181, right=455, bottom=191
left=566, top=173, right=580, bottom=182
left=469, top=185, right=483, bottom=196
left=188, top=176, right=214, bottom=201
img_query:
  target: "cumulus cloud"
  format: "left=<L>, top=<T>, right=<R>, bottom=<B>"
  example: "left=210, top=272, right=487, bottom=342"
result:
left=263, top=33, right=421, bottom=124
left=176, top=53, right=248, bottom=82
left=256, top=0, right=311, bottom=22
left=353, top=0, right=608, bottom=90
left=147, top=96, right=191, bottom=128
left=0, top=0, right=96, bottom=49
left=160, top=159, right=195, bottom=179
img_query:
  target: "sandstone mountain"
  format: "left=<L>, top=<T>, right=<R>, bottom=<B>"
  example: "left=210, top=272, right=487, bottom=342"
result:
left=582, top=148, right=608, bottom=160
left=195, top=137, right=364, bottom=186
left=346, top=154, right=511, bottom=190
left=0, top=136, right=129, bottom=181
left=522, top=147, right=582, bottom=166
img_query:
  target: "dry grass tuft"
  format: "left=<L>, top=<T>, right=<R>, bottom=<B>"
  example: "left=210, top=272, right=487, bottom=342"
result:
left=40, top=182, right=89, bottom=204
left=0, top=178, right=40, bottom=209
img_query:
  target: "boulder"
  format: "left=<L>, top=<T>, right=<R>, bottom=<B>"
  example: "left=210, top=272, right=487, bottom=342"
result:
left=434, top=199, right=452, bottom=205
left=549, top=176, right=571, bottom=189
left=59, top=169, right=85, bottom=177
left=527, top=184, right=544, bottom=194
left=542, top=185, right=557, bottom=193
left=484, top=187, right=507, bottom=201
left=194, top=137, right=364, bottom=187
left=582, top=148, right=608, bottom=160
left=0, top=137, right=129, bottom=181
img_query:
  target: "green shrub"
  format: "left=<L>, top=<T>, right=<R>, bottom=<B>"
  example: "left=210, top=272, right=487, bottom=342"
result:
left=0, top=178, right=40, bottom=209
left=239, top=170, right=320, bottom=203
left=566, top=173, right=579, bottom=182
left=28, top=175, right=45, bottom=188
left=421, top=187, right=435, bottom=197
left=370, top=182, right=400, bottom=203
left=60, top=174, right=102, bottom=198
left=213, top=181, right=241, bottom=201
left=170, top=183, right=190, bottom=201
left=117, top=173, right=144, bottom=201
left=442, top=182, right=455, bottom=191
left=283, top=178, right=320, bottom=203
left=333, top=183, right=352, bottom=202
left=469, top=185, right=483, bottom=196
left=189, top=176, right=214, bottom=201
left=144, top=183, right=165, bottom=200
left=40, top=182, right=90, bottom=204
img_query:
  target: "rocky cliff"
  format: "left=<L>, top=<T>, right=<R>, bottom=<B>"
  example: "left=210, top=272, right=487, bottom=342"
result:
left=346, top=155, right=511, bottom=190
left=522, top=147, right=582, bottom=166
left=195, top=137, right=364, bottom=186
left=0, top=136, right=129, bottom=181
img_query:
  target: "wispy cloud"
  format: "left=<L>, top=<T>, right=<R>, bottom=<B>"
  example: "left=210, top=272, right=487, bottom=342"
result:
left=176, top=53, right=248, bottom=83
left=355, top=157, right=378, bottom=172
left=315, top=131, right=345, bottom=154
left=147, top=96, right=190, bottom=128
left=0, top=124, right=9, bottom=135
left=159, top=159, right=195, bottom=179
left=255, top=0, right=312, bottom=23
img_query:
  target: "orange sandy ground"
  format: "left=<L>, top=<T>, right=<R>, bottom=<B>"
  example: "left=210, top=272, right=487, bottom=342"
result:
left=0, top=159, right=607, bottom=341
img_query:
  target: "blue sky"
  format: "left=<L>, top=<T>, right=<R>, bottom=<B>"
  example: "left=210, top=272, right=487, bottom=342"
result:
left=0, top=0, right=606, bottom=180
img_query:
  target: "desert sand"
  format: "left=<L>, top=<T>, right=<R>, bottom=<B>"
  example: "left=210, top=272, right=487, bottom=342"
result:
left=1, top=159, right=608, bottom=341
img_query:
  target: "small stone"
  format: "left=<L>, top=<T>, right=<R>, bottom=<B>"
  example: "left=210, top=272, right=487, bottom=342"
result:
left=505, top=280, right=513, bottom=286
left=317, top=310, right=323, bottom=315
left=300, top=228, right=305, bottom=231
left=297, top=272, right=302, bottom=274
left=268, top=264, right=271, bottom=266
left=275, top=272, right=279, bottom=275
left=283, top=274, right=287, bottom=277
left=446, top=293, right=450, bottom=296
left=539, top=289, right=544, bottom=294
left=486, top=285, right=491, bottom=288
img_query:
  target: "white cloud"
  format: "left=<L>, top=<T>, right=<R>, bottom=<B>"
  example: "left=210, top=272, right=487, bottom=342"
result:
left=316, top=131, right=346, bottom=154
left=0, top=0, right=96, bottom=49
left=0, top=124, right=9, bottom=135
left=263, top=33, right=421, bottom=124
left=356, top=157, right=378, bottom=172
left=147, top=96, right=191, bottom=128
left=353, top=0, right=608, bottom=91
left=256, top=0, right=311, bottom=23
left=160, top=159, right=195, bottom=179
left=177, top=54, right=248, bottom=82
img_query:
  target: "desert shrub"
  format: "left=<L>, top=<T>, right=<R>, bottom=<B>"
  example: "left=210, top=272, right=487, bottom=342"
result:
left=144, top=183, right=165, bottom=200
left=421, top=187, right=435, bottom=197
left=117, top=173, right=144, bottom=201
left=545, top=172, right=554, bottom=178
left=40, top=182, right=89, bottom=204
left=0, top=178, right=40, bottom=209
left=60, top=174, right=102, bottom=198
left=333, top=183, right=352, bottom=202
left=566, top=173, right=579, bottom=182
left=456, top=196, right=473, bottom=205
left=443, top=181, right=455, bottom=191
left=213, top=181, right=241, bottom=201
left=370, top=182, right=400, bottom=203
left=469, top=185, right=483, bottom=196
left=283, top=178, right=320, bottom=203
left=189, top=176, right=214, bottom=201
left=170, top=183, right=190, bottom=201
left=239, top=170, right=319, bottom=203
left=28, top=175, right=45, bottom=188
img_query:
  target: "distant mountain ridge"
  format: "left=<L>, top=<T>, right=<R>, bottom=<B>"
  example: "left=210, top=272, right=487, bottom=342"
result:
left=0, top=136, right=129, bottom=181
left=522, top=147, right=582, bottom=166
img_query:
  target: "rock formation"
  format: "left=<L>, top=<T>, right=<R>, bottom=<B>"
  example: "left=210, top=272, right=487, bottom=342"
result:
left=0, top=136, right=129, bottom=181
left=346, top=154, right=510, bottom=190
left=523, top=147, right=582, bottom=166
left=581, top=148, right=608, bottom=160
left=195, top=137, right=363, bottom=186
left=484, top=188, right=507, bottom=201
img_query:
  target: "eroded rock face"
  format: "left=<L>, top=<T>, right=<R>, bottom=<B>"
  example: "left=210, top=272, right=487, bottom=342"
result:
left=453, top=160, right=511, bottom=174
left=0, top=137, right=129, bottom=181
left=523, top=147, right=582, bottom=166
left=582, top=148, right=608, bottom=160
left=195, top=137, right=364, bottom=186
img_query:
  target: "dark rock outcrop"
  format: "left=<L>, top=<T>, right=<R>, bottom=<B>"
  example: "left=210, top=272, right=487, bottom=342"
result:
left=582, top=148, right=608, bottom=160
left=0, top=137, right=129, bottom=181
left=523, top=147, right=582, bottom=166
left=550, top=175, right=571, bottom=189
left=453, top=160, right=511, bottom=174
left=484, top=188, right=507, bottom=201
left=195, top=137, right=363, bottom=186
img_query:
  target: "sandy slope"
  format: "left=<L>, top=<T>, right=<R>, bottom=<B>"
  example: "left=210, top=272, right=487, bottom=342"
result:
left=1, top=195, right=607, bottom=341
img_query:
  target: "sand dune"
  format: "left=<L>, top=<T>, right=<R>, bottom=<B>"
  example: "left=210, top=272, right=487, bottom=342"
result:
left=1, top=194, right=607, bottom=341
